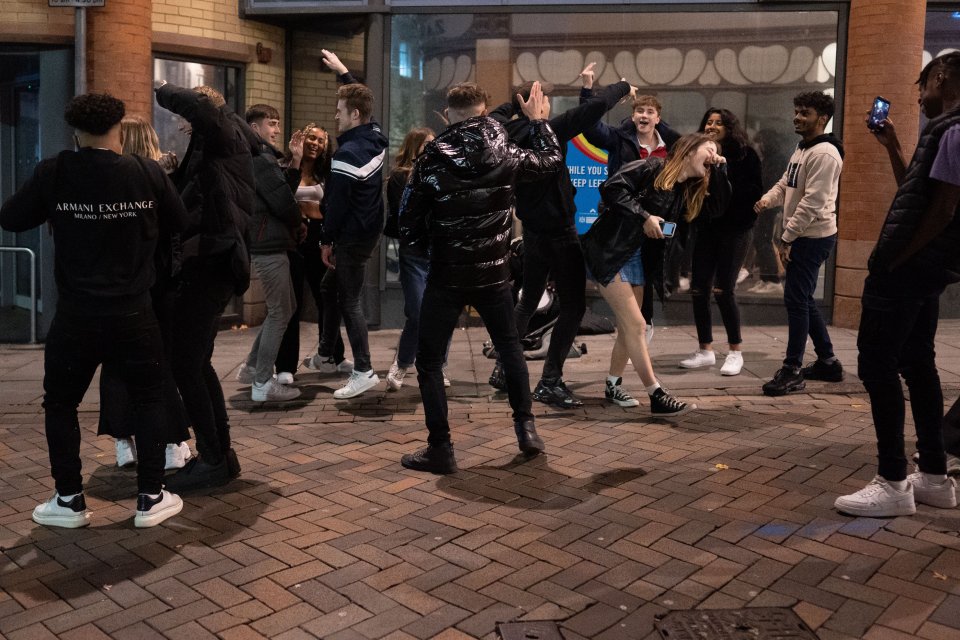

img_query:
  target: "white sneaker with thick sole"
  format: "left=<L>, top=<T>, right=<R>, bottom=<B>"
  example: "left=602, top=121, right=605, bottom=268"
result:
left=236, top=364, right=256, bottom=385
left=908, top=472, right=957, bottom=508
left=276, top=372, right=294, bottom=385
left=116, top=437, right=137, bottom=468
left=834, top=476, right=916, bottom=517
left=302, top=354, right=354, bottom=375
left=720, top=351, right=744, bottom=376
left=386, top=361, right=407, bottom=391
left=679, top=349, right=716, bottom=369
left=134, top=490, right=183, bottom=528
left=737, top=268, right=750, bottom=284
left=334, top=370, right=380, bottom=399
left=164, top=442, right=190, bottom=470
left=912, top=451, right=960, bottom=475
left=443, top=368, right=451, bottom=388
left=252, top=379, right=302, bottom=402
left=32, top=493, right=91, bottom=528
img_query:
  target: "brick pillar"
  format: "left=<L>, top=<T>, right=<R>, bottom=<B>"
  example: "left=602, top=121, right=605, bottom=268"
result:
left=476, top=39, right=512, bottom=110
left=833, top=0, right=927, bottom=328
left=86, top=0, right=153, bottom=116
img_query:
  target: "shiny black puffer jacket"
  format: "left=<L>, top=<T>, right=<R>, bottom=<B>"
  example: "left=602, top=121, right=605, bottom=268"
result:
left=399, top=115, right=562, bottom=290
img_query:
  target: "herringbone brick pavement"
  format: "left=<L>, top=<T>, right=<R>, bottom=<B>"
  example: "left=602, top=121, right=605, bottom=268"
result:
left=2, top=323, right=960, bottom=639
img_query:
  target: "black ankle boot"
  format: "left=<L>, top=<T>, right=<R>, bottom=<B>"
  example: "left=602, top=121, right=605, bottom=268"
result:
left=514, top=419, right=545, bottom=455
left=401, top=443, right=458, bottom=474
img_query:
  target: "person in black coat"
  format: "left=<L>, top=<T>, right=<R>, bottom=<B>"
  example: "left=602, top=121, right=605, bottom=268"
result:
left=678, top=109, right=763, bottom=377
left=398, top=81, right=562, bottom=474
left=485, top=65, right=631, bottom=409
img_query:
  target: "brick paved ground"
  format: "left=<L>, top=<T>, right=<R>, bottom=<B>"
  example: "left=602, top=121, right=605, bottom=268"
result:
left=1, top=321, right=960, bottom=639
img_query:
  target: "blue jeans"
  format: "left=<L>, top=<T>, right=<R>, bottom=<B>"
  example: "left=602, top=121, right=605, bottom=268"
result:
left=397, top=248, right=431, bottom=368
left=783, top=234, right=836, bottom=369
left=858, top=273, right=947, bottom=480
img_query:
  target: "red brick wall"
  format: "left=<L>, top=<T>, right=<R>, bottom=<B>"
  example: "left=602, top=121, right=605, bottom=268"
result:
left=834, top=0, right=927, bottom=328
left=87, top=0, right=153, bottom=117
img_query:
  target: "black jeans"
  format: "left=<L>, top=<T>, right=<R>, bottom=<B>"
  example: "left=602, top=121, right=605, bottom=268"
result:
left=418, top=282, right=533, bottom=446
left=690, top=226, right=752, bottom=345
left=170, top=256, right=235, bottom=465
left=319, top=236, right=379, bottom=373
left=943, top=396, right=960, bottom=459
left=754, top=208, right=781, bottom=283
left=857, top=273, right=947, bottom=481
left=275, top=246, right=345, bottom=373
left=783, top=234, right=836, bottom=368
left=514, top=228, right=586, bottom=381
left=43, top=303, right=165, bottom=495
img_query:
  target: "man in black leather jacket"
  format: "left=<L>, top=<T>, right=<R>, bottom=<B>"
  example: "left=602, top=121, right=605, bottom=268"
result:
left=398, top=81, right=563, bottom=474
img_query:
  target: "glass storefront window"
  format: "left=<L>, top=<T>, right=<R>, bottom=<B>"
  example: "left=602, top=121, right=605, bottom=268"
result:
left=387, top=10, right=840, bottom=294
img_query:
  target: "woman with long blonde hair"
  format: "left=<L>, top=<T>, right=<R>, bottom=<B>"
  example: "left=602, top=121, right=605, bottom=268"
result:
left=582, top=132, right=729, bottom=416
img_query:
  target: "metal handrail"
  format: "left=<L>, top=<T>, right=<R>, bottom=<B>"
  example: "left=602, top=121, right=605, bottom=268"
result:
left=0, top=246, right=38, bottom=344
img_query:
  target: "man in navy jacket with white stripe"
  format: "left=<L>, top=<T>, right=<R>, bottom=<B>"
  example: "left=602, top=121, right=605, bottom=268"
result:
left=316, top=49, right=388, bottom=398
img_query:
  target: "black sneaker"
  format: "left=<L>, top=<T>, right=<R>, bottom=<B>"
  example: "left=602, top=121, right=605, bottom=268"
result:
left=532, top=378, right=583, bottom=409
left=401, top=443, right=458, bottom=474
left=489, top=362, right=506, bottom=391
left=762, top=367, right=806, bottom=396
left=164, top=456, right=230, bottom=492
left=225, top=448, right=241, bottom=479
left=514, top=418, right=545, bottom=455
left=800, top=359, right=844, bottom=382
left=650, top=388, right=694, bottom=417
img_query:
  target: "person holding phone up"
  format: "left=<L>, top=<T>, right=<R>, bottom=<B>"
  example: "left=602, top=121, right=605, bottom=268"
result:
left=678, top=108, right=763, bottom=377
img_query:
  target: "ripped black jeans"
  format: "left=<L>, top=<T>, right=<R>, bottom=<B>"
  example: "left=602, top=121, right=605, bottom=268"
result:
left=690, top=225, right=752, bottom=346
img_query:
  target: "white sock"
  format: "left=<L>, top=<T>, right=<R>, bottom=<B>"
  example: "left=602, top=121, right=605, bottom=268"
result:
left=607, top=375, right=622, bottom=386
left=58, top=492, right=78, bottom=501
left=888, top=479, right=908, bottom=491
left=142, top=493, right=161, bottom=500
left=922, top=472, right=948, bottom=485
left=645, top=382, right=661, bottom=395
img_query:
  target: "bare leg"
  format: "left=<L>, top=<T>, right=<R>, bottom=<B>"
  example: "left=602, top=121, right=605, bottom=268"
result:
left=600, top=277, right=656, bottom=387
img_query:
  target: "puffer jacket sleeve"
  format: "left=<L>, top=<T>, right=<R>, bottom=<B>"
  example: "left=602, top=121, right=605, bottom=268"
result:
left=398, top=161, right=432, bottom=256
left=600, top=159, right=657, bottom=222
left=507, top=120, right=563, bottom=184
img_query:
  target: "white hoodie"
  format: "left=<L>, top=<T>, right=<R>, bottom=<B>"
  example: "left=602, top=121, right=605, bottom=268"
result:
left=762, top=138, right=843, bottom=242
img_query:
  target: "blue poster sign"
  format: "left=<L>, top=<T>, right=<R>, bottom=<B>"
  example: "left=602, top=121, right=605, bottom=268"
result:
left=566, top=134, right=609, bottom=235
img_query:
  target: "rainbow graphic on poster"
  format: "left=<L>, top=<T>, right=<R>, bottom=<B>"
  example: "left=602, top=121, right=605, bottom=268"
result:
left=567, top=134, right=609, bottom=235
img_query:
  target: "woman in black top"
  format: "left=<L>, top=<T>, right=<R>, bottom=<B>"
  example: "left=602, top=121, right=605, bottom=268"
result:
left=678, top=109, right=762, bottom=376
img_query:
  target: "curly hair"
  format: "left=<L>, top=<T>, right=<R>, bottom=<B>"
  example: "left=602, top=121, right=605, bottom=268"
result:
left=793, top=91, right=835, bottom=120
left=194, top=85, right=226, bottom=108
left=698, top=108, right=750, bottom=160
left=64, top=93, right=125, bottom=135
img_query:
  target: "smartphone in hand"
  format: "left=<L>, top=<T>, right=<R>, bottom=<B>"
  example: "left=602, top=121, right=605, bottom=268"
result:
left=867, top=96, right=891, bottom=131
left=660, top=221, right=677, bottom=238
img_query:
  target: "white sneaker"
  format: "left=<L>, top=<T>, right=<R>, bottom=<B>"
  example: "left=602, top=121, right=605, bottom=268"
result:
left=302, top=354, right=354, bottom=375
left=748, top=281, right=784, bottom=295
left=679, top=349, right=716, bottom=369
left=252, top=378, right=302, bottom=402
left=134, top=490, right=183, bottom=528
left=908, top=472, right=957, bottom=508
left=236, top=363, right=256, bottom=385
left=834, top=476, right=916, bottom=517
left=32, top=493, right=91, bottom=528
left=334, top=370, right=380, bottom=399
left=276, top=371, right=294, bottom=385
left=645, top=324, right=655, bottom=345
left=386, top=361, right=407, bottom=391
left=179, top=442, right=192, bottom=464
left=720, top=351, right=744, bottom=376
left=443, top=368, right=451, bottom=388
left=677, top=277, right=690, bottom=292
left=164, top=442, right=189, bottom=470
left=116, top=437, right=137, bottom=468
left=737, top=268, right=750, bottom=284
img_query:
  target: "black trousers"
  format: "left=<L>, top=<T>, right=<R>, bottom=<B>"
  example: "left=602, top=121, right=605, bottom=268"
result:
left=857, top=273, right=947, bottom=481
left=43, top=302, right=165, bottom=495
left=418, top=282, right=533, bottom=446
left=513, top=228, right=586, bottom=381
left=319, top=236, right=379, bottom=372
left=690, top=226, right=752, bottom=345
left=170, top=256, right=235, bottom=465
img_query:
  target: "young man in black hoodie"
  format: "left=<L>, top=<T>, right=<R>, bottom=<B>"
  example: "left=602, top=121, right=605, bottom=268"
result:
left=835, top=52, right=960, bottom=517
left=155, top=82, right=258, bottom=491
left=314, top=49, right=388, bottom=399
left=398, top=81, right=562, bottom=474
left=0, top=93, right=189, bottom=528
left=487, top=72, right=632, bottom=408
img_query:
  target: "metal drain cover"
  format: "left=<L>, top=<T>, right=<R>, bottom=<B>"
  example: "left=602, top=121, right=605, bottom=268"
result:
left=655, top=607, right=818, bottom=639
left=497, top=620, right=564, bottom=640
